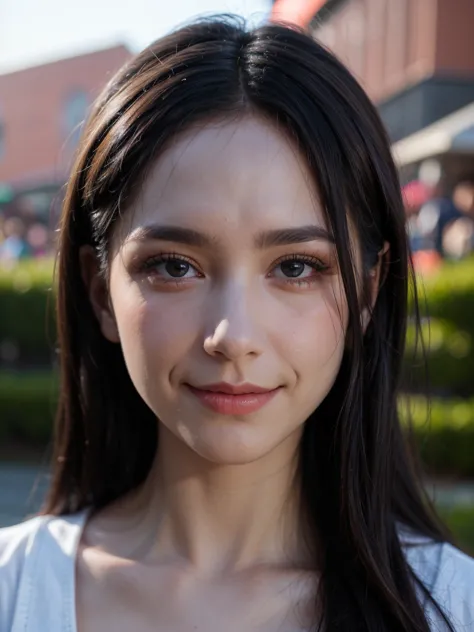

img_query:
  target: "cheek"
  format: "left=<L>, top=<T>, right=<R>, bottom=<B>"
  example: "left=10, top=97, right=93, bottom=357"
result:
left=111, top=284, right=198, bottom=381
left=272, top=282, right=347, bottom=380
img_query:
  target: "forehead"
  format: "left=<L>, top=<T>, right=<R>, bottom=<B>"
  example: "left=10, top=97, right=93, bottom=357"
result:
left=121, top=116, right=326, bottom=240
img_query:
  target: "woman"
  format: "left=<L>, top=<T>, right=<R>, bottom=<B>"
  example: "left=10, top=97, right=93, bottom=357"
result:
left=1, top=17, right=473, bottom=632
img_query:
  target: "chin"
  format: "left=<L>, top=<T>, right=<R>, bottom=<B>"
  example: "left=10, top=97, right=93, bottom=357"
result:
left=185, top=423, right=279, bottom=465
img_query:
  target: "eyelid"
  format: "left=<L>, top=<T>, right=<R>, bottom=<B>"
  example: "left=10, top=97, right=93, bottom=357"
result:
left=269, top=252, right=330, bottom=272
left=136, top=252, right=202, bottom=274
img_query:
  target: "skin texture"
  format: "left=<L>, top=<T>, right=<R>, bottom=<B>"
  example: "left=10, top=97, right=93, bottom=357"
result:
left=78, top=117, right=379, bottom=632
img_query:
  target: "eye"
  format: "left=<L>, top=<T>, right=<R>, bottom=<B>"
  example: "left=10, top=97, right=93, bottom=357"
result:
left=140, top=254, right=201, bottom=280
left=271, top=255, right=329, bottom=280
left=277, top=260, right=312, bottom=278
left=160, top=258, right=194, bottom=278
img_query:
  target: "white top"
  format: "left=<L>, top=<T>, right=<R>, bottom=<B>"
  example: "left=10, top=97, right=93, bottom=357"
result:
left=0, top=511, right=473, bottom=631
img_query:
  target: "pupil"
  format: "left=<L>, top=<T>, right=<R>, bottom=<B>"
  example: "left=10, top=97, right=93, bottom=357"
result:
left=281, top=260, right=304, bottom=277
left=166, top=260, right=189, bottom=277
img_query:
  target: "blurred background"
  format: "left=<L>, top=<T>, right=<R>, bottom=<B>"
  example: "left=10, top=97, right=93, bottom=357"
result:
left=1, top=0, right=473, bottom=552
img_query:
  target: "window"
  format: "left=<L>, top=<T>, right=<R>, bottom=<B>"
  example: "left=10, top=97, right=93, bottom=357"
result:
left=63, top=90, right=89, bottom=147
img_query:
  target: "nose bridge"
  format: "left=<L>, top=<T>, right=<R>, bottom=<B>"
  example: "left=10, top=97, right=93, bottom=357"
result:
left=204, top=278, right=262, bottom=359
left=223, top=277, right=254, bottom=328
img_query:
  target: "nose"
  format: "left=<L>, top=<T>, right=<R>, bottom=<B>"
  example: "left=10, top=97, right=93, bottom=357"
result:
left=203, top=285, right=263, bottom=362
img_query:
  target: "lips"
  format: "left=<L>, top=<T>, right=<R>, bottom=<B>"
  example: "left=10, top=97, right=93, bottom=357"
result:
left=192, top=382, right=275, bottom=395
left=185, top=382, right=281, bottom=415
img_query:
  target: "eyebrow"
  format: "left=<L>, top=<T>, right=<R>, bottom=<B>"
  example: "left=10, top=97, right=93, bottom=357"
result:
left=126, top=223, right=335, bottom=248
left=126, top=225, right=215, bottom=248
left=255, top=225, right=335, bottom=248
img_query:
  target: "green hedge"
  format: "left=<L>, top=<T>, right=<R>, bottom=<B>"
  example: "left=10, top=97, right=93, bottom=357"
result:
left=404, top=257, right=474, bottom=396
left=1, top=257, right=474, bottom=394
left=400, top=396, right=474, bottom=478
left=438, top=505, right=474, bottom=556
left=411, top=258, right=474, bottom=333
left=0, top=371, right=58, bottom=443
left=0, top=260, right=56, bottom=365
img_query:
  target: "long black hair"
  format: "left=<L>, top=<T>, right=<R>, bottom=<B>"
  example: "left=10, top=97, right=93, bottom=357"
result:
left=45, top=16, right=454, bottom=631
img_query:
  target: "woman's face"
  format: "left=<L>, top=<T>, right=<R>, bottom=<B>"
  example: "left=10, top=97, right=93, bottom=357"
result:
left=102, top=117, right=350, bottom=464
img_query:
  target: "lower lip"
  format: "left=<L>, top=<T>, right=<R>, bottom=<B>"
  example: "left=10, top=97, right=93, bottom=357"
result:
left=186, top=385, right=280, bottom=415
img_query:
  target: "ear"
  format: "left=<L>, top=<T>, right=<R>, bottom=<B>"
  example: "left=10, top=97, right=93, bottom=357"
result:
left=79, top=245, right=120, bottom=343
left=361, top=241, right=390, bottom=333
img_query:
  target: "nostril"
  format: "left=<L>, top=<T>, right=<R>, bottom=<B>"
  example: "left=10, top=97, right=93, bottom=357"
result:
left=204, top=319, right=230, bottom=355
left=203, top=318, right=262, bottom=360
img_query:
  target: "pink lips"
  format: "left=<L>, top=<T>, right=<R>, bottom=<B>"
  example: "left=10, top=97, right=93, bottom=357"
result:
left=186, top=382, right=280, bottom=415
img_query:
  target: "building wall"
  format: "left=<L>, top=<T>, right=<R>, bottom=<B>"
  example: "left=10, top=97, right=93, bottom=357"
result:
left=313, top=0, right=474, bottom=140
left=314, top=0, right=440, bottom=103
left=435, top=0, right=474, bottom=75
left=0, top=46, right=131, bottom=187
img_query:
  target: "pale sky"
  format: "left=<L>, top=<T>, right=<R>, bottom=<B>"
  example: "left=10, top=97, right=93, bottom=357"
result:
left=0, top=0, right=271, bottom=73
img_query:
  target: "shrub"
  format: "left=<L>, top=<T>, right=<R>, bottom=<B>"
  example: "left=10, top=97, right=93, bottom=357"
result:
left=437, top=505, right=474, bottom=556
left=0, top=260, right=56, bottom=367
left=412, top=257, right=474, bottom=333
left=0, top=371, right=58, bottom=444
left=404, top=256, right=474, bottom=396
left=400, top=396, right=474, bottom=478
left=404, top=317, right=474, bottom=396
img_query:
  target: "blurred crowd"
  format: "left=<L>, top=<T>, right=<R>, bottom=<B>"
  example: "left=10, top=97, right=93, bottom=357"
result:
left=0, top=214, right=54, bottom=265
left=405, top=179, right=474, bottom=273
left=0, top=190, right=58, bottom=267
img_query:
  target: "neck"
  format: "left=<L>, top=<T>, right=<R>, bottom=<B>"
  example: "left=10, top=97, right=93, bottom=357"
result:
left=104, top=425, right=307, bottom=574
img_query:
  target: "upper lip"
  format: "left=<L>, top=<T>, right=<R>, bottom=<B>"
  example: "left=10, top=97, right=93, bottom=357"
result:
left=188, top=382, right=277, bottom=395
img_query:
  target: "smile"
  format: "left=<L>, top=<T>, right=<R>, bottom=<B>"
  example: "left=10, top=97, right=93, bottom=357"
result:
left=185, top=382, right=281, bottom=415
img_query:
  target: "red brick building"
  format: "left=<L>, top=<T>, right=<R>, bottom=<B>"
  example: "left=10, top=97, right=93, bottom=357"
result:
left=312, top=0, right=474, bottom=143
left=0, top=45, right=131, bottom=217
left=271, top=0, right=474, bottom=185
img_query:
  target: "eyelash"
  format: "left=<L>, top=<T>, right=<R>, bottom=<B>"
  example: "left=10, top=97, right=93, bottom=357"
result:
left=137, top=252, right=330, bottom=287
left=132, top=253, right=197, bottom=290
left=138, top=252, right=202, bottom=278
left=271, top=254, right=330, bottom=286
